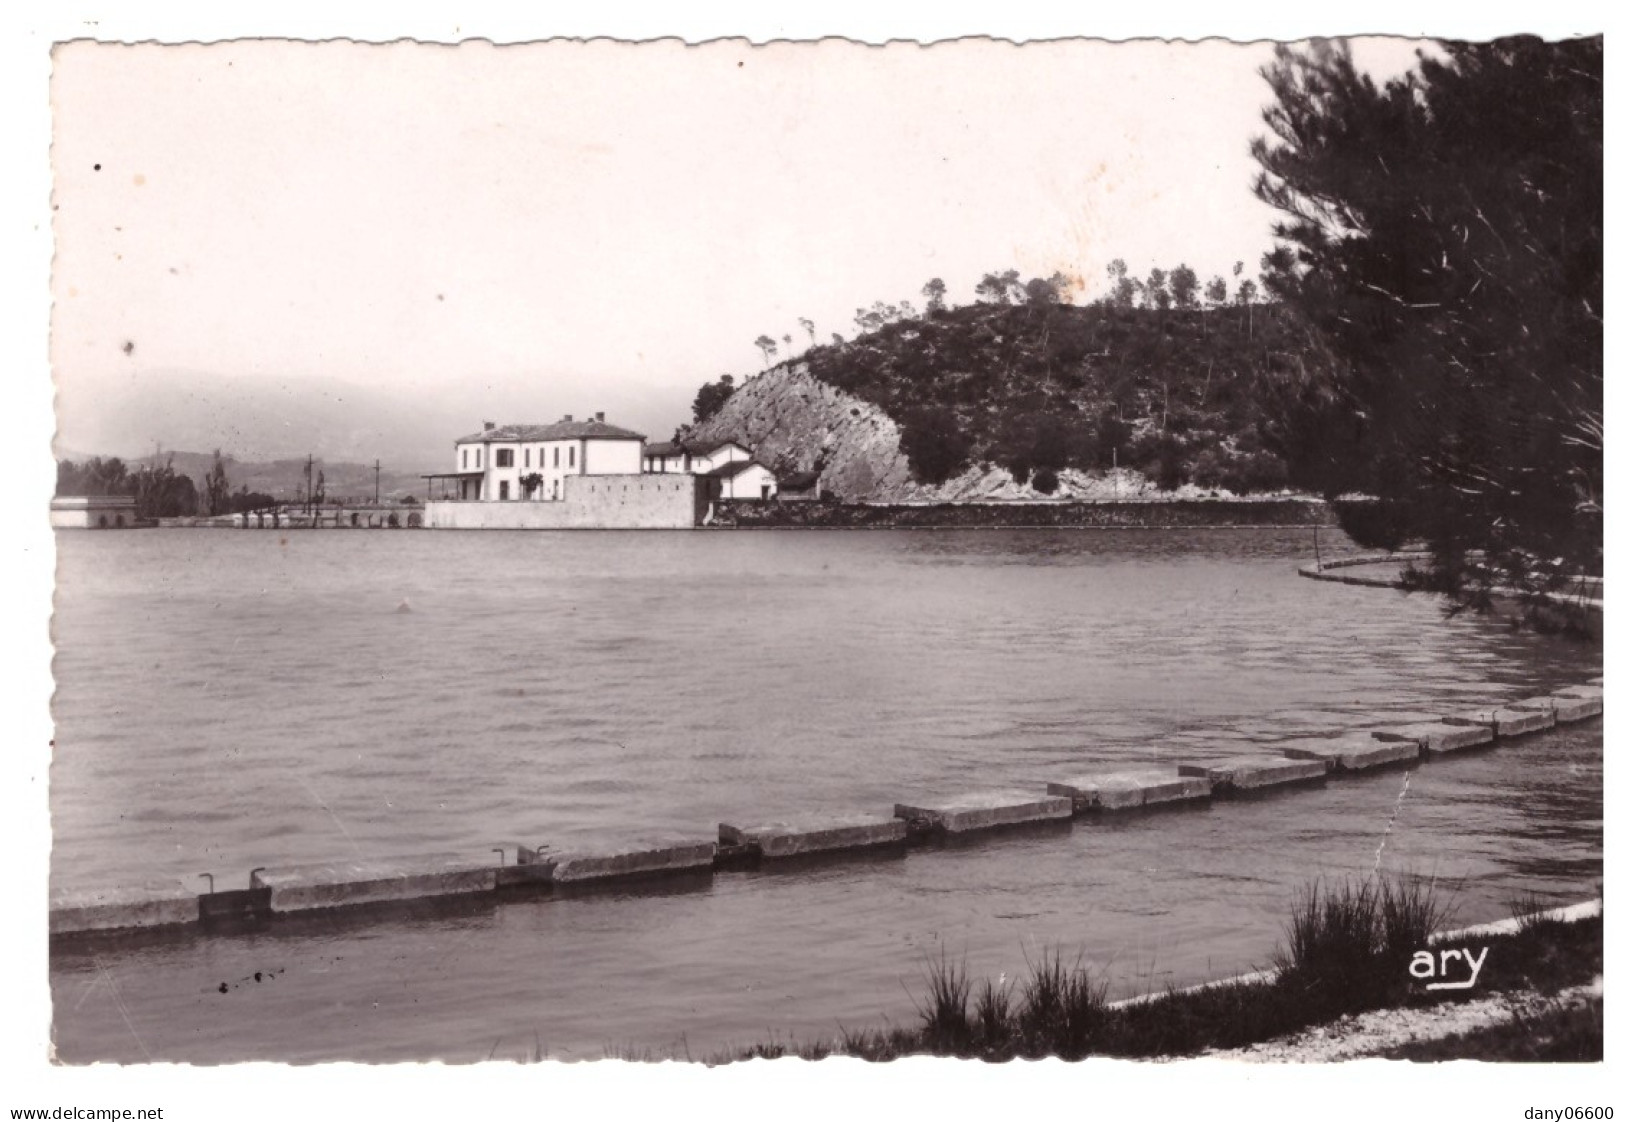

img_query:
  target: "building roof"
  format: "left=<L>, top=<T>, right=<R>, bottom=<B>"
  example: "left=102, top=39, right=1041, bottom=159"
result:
left=51, top=494, right=138, bottom=508
left=455, top=419, right=645, bottom=444
left=685, top=439, right=748, bottom=456
left=703, top=459, right=772, bottom=480
left=642, top=438, right=749, bottom=459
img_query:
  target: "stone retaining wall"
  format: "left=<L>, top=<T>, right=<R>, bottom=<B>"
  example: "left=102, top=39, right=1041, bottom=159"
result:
left=710, top=497, right=1337, bottom=530
left=426, top=474, right=702, bottom=530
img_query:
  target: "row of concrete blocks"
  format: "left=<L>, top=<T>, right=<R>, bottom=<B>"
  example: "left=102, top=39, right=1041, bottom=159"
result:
left=49, top=680, right=1601, bottom=937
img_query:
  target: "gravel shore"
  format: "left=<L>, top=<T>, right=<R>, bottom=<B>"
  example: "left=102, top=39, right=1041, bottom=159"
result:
left=1195, top=976, right=1603, bottom=1062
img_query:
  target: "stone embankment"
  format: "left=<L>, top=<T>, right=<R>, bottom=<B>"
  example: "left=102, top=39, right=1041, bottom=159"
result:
left=49, top=669, right=1603, bottom=941
left=710, top=496, right=1335, bottom=530
left=1299, top=552, right=1603, bottom=617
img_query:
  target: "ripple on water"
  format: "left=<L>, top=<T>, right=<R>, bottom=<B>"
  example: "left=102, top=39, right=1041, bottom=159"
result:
left=47, top=527, right=1601, bottom=1061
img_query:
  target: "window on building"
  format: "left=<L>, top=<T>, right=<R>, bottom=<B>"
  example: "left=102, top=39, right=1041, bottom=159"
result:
left=552, top=447, right=559, bottom=468
left=569, top=446, right=577, bottom=468
left=499, top=480, right=510, bottom=500
left=475, top=449, right=482, bottom=469
left=524, top=448, right=530, bottom=468
left=462, top=448, right=467, bottom=470
left=496, top=449, right=514, bottom=468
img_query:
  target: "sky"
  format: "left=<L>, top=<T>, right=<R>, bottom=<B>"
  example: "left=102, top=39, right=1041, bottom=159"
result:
left=49, top=36, right=1430, bottom=466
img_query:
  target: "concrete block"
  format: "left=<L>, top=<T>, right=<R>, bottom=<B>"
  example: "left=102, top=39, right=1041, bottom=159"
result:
left=1177, top=755, right=1328, bottom=792
left=893, top=791, right=1072, bottom=833
left=1279, top=733, right=1419, bottom=772
left=1370, top=720, right=1493, bottom=755
left=490, top=843, right=555, bottom=887
left=49, top=881, right=199, bottom=935
left=1510, top=693, right=1601, bottom=723
left=250, top=854, right=497, bottom=913
left=1047, top=769, right=1212, bottom=811
left=1452, top=706, right=1554, bottom=739
left=718, top=813, right=906, bottom=858
left=546, top=839, right=716, bottom=884
left=1552, top=694, right=1602, bottom=722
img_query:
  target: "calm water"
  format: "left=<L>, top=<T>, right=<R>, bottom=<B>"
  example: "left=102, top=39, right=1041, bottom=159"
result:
left=50, top=527, right=1602, bottom=1061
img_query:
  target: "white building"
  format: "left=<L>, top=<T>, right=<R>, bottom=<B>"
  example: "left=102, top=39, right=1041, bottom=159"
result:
left=49, top=494, right=140, bottom=529
left=642, top=438, right=753, bottom=476
left=701, top=460, right=778, bottom=501
left=428, top=413, right=646, bottom=501
left=643, top=437, right=780, bottom=501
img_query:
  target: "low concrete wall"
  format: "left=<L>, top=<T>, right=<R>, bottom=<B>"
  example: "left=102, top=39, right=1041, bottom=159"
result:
left=1179, top=756, right=1329, bottom=792
left=1049, top=770, right=1212, bottom=811
left=1371, top=720, right=1494, bottom=755
left=425, top=474, right=701, bottom=530
left=894, top=791, right=1073, bottom=834
left=719, top=814, right=907, bottom=858
left=49, top=881, right=197, bottom=934
left=250, top=855, right=497, bottom=912
left=51, top=672, right=1602, bottom=940
left=548, top=840, right=716, bottom=885
left=1279, top=734, right=1419, bottom=772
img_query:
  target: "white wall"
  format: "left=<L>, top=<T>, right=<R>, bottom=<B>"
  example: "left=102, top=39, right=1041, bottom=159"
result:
left=719, top=463, right=777, bottom=500
left=585, top=438, right=644, bottom=476
left=485, top=442, right=523, bottom=500
left=456, top=435, right=646, bottom=500
left=690, top=443, right=750, bottom=474
left=426, top=473, right=700, bottom=529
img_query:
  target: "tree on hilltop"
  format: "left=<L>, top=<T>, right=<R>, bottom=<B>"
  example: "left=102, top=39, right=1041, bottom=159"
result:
left=1168, top=264, right=1199, bottom=310
left=1144, top=268, right=1170, bottom=311
left=975, top=269, right=1024, bottom=305
left=693, top=374, right=736, bottom=423
left=753, top=335, right=779, bottom=368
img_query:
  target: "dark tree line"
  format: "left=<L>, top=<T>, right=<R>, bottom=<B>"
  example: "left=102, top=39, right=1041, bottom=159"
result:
left=56, top=456, right=198, bottom=519
left=57, top=450, right=276, bottom=518
left=1253, top=36, right=1602, bottom=615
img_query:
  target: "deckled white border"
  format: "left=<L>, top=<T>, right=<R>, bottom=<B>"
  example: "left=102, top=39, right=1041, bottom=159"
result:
left=3, top=3, right=1616, bottom=1120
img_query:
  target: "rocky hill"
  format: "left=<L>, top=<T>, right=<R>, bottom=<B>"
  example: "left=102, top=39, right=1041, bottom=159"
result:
left=690, top=301, right=1325, bottom=503
left=688, top=362, right=1184, bottom=503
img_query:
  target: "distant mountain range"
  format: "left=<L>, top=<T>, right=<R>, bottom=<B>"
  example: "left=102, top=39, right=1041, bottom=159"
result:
left=52, top=367, right=692, bottom=475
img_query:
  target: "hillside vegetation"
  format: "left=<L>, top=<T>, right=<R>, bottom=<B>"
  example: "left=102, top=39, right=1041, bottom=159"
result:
left=697, top=297, right=1327, bottom=501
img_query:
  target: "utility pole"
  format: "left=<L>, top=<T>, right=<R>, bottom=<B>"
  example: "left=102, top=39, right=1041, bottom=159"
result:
left=374, top=459, right=381, bottom=506
left=304, top=454, right=314, bottom=515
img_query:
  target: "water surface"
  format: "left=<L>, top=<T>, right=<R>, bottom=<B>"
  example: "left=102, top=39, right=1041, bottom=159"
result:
left=49, top=527, right=1602, bottom=1060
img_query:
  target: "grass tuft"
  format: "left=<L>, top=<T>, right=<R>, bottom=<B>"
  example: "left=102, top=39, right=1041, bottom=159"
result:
left=918, top=951, right=973, bottom=1055
left=1273, top=874, right=1450, bottom=1018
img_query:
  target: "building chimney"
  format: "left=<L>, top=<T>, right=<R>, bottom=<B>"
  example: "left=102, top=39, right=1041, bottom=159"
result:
left=595, top=411, right=605, bottom=422
left=562, top=414, right=574, bottom=423
left=483, top=421, right=495, bottom=431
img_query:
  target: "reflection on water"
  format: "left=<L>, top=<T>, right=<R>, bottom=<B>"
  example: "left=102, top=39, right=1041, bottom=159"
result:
left=50, top=526, right=1601, bottom=1061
